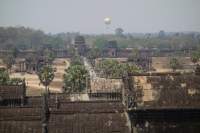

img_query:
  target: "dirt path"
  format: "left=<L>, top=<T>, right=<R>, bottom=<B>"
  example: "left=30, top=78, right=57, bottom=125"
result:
left=152, top=57, right=195, bottom=72
left=10, top=58, right=70, bottom=96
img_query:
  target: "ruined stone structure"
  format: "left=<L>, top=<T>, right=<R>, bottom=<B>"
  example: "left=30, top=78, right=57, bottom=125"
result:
left=123, top=72, right=200, bottom=108
left=0, top=97, right=130, bottom=133
left=129, top=56, right=152, bottom=71
left=0, top=49, right=69, bottom=73
left=1, top=72, right=200, bottom=133
left=101, top=40, right=195, bottom=58
left=100, top=41, right=150, bottom=71
left=8, top=56, right=50, bottom=73
left=0, top=85, right=130, bottom=133
left=53, top=49, right=69, bottom=58
left=0, top=84, right=26, bottom=106
left=25, top=56, right=48, bottom=73
left=0, top=36, right=196, bottom=60
left=74, top=35, right=88, bottom=56
left=0, top=49, right=71, bottom=59
left=102, top=40, right=118, bottom=57
left=122, top=72, right=200, bottom=133
left=14, top=58, right=26, bottom=72
left=17, top=49, right=37, bottom=58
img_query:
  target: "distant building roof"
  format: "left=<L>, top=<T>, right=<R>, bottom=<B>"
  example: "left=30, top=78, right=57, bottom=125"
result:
left=0, top=100, right=131, bottom=133
left=74, top=35, right=85, bottom=44
left=0, top=85, right=25, bottom=99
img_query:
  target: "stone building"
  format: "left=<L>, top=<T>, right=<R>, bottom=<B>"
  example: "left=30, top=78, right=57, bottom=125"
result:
left=74, top=35, right=88, bottom=56
left=122, top=72, right=200, bottom=108
left=25, top=56, right=48, bottom=73
left=122, top=72, right=200, bottom=133
left=17, top=49, right=37, bottom=58
left=102, top=40, right=118, bottom=57
left=1, top=72, right=200, bottom=133
left=53, top=49, right=69, bottom=58
left=0, top=84, right=26, bottom=106
left=13, top=58, right=26, bottom=72
left=0, top=90, right=131, bottom=133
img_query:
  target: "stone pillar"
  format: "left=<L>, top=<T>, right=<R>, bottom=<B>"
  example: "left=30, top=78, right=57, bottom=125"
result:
left=24, top=62, right=26, bottom=72
left=42, top=123, right=48, bottom=133
left=41, top=94, right=49, bottom=133
left=21, top=96, right=24, bottom=106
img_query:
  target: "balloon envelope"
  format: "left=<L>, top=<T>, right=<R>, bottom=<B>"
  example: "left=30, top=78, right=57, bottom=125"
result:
left=104, top=17, right=111, bottom=25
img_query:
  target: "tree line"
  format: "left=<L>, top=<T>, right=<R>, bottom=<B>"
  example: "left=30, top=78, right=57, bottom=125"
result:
left=0, top=26, right=66, bottom=50
left=95, top=59, right=142, bottom=78
left=1, top=26, right=200, bottom=51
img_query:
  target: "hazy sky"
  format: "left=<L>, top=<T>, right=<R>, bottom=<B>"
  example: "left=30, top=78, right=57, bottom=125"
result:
left=0, top=0, right=200, bottom=34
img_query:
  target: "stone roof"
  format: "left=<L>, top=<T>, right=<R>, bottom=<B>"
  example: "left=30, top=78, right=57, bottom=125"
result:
left=74, top=36, right=85, bottom=44
left=0, top=85, right=25, bottom=100
left=0, top=107, right=41, bottom=121
left=130, top=73, right=200, bottom=108
left=0, top=100, right=130, bottom=133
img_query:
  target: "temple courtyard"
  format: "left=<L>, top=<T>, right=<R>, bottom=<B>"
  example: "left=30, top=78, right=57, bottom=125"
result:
left=10, top=58, right=70, bottom=96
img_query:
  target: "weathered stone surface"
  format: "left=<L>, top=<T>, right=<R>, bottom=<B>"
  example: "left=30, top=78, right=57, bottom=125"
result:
left=128, top=73, right=200, bottom=108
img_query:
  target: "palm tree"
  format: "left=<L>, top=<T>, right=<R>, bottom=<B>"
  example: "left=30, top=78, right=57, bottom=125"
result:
left=170, top=57, right=181, bottom=72
left=87, top=47, right=100, bottom=64
left=128, top=48, right=139, bottom=62
left=63, top=65, right=89, bottom=93
left=68, top=46, right=76, bottom=57
left=96, top=59, right=142, bottom=78
left=191, top=51, right=200, bottom=65
left=0, top=68, right=10, bottom=85
left=38, top=65, right=54, bottom=95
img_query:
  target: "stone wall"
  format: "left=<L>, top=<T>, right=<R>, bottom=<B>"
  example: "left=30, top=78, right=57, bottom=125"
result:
left=0, top=97, right=131, bottom=133
left=129, top=74, right=200, bottom=108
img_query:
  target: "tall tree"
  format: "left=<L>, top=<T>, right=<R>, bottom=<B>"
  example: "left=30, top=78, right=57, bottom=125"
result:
left=87, top=47, right=100, bottom=66
left=191, top=51, right=200, bottom=64
left=71, top=55, right=83, bottom=66
left=0, top=68, right=23, bottom=85
left=115, top=28, right=124, bottom=37
left=11, top=47, right=19, bottom=58
left=170, top=57, right=181, bottom=72
left=96, top=59, right=141, bottom=78
left=93, top=38, right=107, bottom=49
left=87, top=47, right=100, bottom=60
left=68, top=46, right=76, bottom=57
left=63, top=65, right=89, bottom=93
left=0, top=68, right=10, bottom=85
left=43, top=48, right=55, bottom=63
left=128, top=48, right=139, bottom=62
left=38, top=65, right=54, bottom=94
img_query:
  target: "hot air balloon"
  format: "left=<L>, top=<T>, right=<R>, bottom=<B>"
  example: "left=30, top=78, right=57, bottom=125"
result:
left=104, top=17, right=112, bottom=31
left=104, top=17, right=111, bottom=25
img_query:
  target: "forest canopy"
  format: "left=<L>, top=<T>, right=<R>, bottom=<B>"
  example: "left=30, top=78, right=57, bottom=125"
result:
left=0, top=26, right=200, bottom=51
left=0, top=26, right=66, bottom=50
